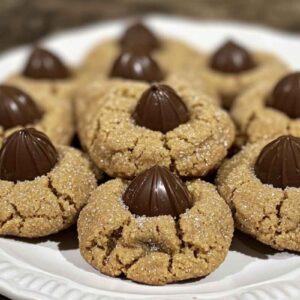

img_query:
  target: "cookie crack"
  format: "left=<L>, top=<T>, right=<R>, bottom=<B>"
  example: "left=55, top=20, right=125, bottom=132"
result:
left=90, top=119, right=101, bottom=148
left=272, top=191, right=289, bottom=243
left=88, top=218, right=132, bottom=268
left=116, top=253, right=139, bottom=273
left=48, top=177, right=77, bottom=209
left=165, top=125, right=215, bottom=175
left=9, top=203, right=25, bottom=233
left=47, top=177, right=77, bottom=226
left=0, top=212, right=15, bottom=230
left=162, top=136, right=175, bottom=172
left=228, top=179, right=252, bottom=209
left=102, top=226, right=124, bottom=266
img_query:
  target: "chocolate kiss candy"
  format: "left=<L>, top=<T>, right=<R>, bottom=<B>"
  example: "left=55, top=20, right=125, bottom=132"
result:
left=123, top=166, right=192, bottom=217
left=109, top=51, right=164, bottom=82
left=254, top=135, right=300, bottom=188
left=0, top=128, right=58, bottom=182
left=268, top=72, right=300, bottom=119
left=210, top=40, right=256, bottom=73
left=120, top=22, right=160, bottom=53
left=0, top=85, right=42, bottom=129
left=23, top=47, right=70, bottom=79
left=132, top=83, right=189, bottom=133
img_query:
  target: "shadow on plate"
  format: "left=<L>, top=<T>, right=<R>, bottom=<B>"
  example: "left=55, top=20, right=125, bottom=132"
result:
left=231, top=230, right=278, bottom=259
left=3, top=225, right=79, bottom=251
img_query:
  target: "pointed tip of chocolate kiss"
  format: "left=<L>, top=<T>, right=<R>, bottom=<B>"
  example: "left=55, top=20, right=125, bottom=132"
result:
left=0, top=128, right=58, bottom=182
left=109, top=51, right=164, bottom=83
left=268, top=72, right=300, bottom=119
left=23, top=47, right=71, bottom=80
left=120, top=22, right=160, bottom=53
left=255, top=135, right=300, bottom=189
left=210, top=39, right=256, bottom=74
left=0, top=85, right=42, bottom=130
left=123, top=165, right=192, bottom=218
left=132, top=83, right=189, bottom=134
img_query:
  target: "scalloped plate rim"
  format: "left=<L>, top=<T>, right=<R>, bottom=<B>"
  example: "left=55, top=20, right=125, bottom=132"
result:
left=0, top=14, right=300, bottom=300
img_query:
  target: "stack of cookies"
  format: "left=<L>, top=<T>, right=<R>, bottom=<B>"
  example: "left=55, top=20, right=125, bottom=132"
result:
left=0, top=20, right=298, bottom=286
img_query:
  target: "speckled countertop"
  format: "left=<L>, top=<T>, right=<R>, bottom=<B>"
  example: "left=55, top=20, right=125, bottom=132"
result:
left=1, top=0, right=300, bottom=52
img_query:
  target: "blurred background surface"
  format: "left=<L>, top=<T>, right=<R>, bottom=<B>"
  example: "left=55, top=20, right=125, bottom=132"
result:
left=1, top=0, right=300, bottom=52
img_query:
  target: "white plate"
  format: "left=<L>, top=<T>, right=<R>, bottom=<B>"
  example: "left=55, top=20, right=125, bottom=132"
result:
left=0, top=15, right=300, bottom=300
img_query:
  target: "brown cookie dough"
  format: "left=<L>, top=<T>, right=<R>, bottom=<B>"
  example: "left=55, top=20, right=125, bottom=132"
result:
left=202, top=52, right=288, bottom=108
left=0, top=146, right=97, bottom=238
left=231, top=79, right=300, bottom=146
left=216, top=140, right=300, bottom=251
left=0, top=87, right=74, bottom=146
left=76, top=79, right=235, bottom=178
left=78, top=178, right=233, bottom=285
left=81, top=38, right=205, bottom=78
left=6, top=74, right=77, bottom=103
left=75, top=74, right=219, bottom=139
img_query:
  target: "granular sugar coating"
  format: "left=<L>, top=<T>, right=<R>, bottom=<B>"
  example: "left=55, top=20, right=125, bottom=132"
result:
left=0, top=146, right=97, bottom=238
left=76, top=78, right=235, bottom=178
left=231, top=79, right=300, bottom=145
left=78, top=178, right=234, bottom=285
left=216, top=140, right=300, bottom=252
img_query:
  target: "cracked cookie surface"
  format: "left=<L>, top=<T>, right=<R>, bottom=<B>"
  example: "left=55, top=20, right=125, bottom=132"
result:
left=202, top=52, right=288, bottom=108
left=216, top=140, right=300, bottom=251
left=76, top=79, right=235, bottom=178
left=231, top=80, right=300, bottom=145
left=0, top=146, right=97, bottom=238
left=78, top=178, right=233, bottom=285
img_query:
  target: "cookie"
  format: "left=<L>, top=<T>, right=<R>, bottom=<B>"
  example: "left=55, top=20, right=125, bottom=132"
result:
left=231, top=72, right=300, bottom=146
left=81, top=22, right=205, bottom=79
left=202, top=40, right=288, bottom=108
left=76, top=79, right=235, bottom=178
left=75, top=72, right=219, bottom=137
left=78, top=166, right=233, bottom=285
left=7, top=47, right=77, bottom=102
left=216, top=135, right=300, bottom=251
left=0, top=128, right=97, bottom=238
left=0, top=84, right=74, bottom=146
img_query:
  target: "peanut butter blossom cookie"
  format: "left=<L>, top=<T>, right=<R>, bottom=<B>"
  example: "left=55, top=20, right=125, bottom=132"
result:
left=78, top=166, right=234, bottom=285
left=216, top=135, right=300, bottom=251
left=7, top=47, right=77, bottom=101
left=202, top=40, right=288, bottom=108
left=77, top=80, right=235, bottom=178
left=75, top=56, right=219, bottom=126
left=0, top=128, right=96, bottom=238
left=232, top=72, right=300, bottom=145
left=0, top=84, right=74, bottom=146
left=81, top=22, right=206, bottom=79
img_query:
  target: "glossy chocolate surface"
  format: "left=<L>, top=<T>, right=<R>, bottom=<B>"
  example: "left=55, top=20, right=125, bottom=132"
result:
left=120, top=22, right=160, bottom=53
left=109, top=51, right=164, bottom=82
left=255, top=135, right=300, bottom=188
left=268, top=72, right=300, bottom=119
left=23, top=47, right=70, bottom=80
left=210, top=40, right=256, bottom=73
left=0, top=85, right=42, bottom=129
left=123, top=165, right=192, bottom=217
left=132, top=83, right=189, bottom=133
left=0, top=128, right=58, bottom=182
